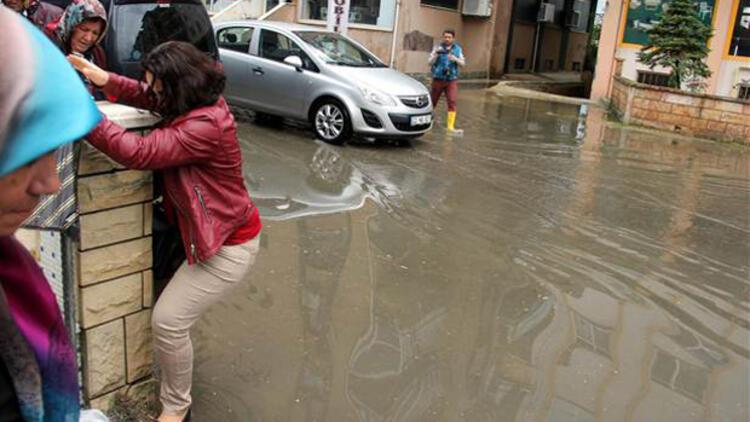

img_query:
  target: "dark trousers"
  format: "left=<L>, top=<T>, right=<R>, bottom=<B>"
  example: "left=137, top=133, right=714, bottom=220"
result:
left=430, top=79, right=458, bottom=112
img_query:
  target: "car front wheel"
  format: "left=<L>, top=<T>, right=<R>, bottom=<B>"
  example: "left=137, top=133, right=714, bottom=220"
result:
left=313, top=100, right=351, bottom=145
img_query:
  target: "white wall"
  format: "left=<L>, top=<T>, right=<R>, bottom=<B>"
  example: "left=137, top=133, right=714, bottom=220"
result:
left=616, top=46, right=749, bottom=99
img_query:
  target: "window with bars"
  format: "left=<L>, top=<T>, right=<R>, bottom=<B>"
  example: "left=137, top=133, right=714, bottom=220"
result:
left=574, top=313, right=612, bottom=358
left=738, top=84, right=750, bottom=101
left=650, top=349, right=709, bottom=402
left=301, top=0, right=395, bottom=28
left=637, top=71, right=671, bottom=87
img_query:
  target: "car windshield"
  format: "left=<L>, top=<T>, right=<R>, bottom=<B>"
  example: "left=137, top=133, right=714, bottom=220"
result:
left=114, top=3, right=216, bottom=62
left=294, top=31, right=385, bottom=68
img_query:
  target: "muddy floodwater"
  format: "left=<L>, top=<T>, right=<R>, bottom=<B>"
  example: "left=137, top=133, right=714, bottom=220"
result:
left=190, top=90, right=749, bottom=422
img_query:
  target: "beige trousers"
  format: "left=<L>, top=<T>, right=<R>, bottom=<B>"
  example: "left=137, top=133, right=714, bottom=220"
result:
left=152, top=236, right=260, bottom=416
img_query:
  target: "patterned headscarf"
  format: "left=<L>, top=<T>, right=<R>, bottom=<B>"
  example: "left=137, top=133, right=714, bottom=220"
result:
left=53, top=0, right=107, bottom=45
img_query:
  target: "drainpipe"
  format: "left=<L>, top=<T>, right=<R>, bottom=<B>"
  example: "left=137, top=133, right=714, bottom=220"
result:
left=504, top=0, right=519, bottom=73
left=558, top=0, right=575, bottom=70
left=531, top=21, right=542, bottom=72
left=389, top=0, right=401, bottom=68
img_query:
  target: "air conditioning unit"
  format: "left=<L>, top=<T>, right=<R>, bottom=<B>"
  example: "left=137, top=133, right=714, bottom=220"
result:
left=538, top=3, right=556, bottom=23
left=462, top=0, right=492, bottom=17
left=566, top=10, right=581, bottom=27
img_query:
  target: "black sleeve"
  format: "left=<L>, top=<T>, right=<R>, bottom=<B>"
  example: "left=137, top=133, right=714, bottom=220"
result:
left=0, top=357, right=23, bottom=422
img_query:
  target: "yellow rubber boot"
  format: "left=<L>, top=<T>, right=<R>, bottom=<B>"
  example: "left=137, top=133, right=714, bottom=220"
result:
left=446, top=111, right=464, bottom=136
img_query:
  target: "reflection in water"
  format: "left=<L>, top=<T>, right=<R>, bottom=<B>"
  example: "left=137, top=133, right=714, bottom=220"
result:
left=192, top=92, right=749, bottom=421
left=291, top=213, right=352, bottom=422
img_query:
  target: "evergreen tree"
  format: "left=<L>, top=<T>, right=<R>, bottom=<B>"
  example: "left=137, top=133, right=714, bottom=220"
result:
left=638, top=0, right=713, bottom=90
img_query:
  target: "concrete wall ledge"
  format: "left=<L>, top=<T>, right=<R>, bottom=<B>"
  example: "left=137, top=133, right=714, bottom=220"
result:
left=613, top=76, right=750, bottom=107
left=491, top=80, right=592, bottom=106
left=610, top=76, right=750, bottom=145
left=78, top=102, right=159, bottom=413
left=491, top=81, right=596, bottom=105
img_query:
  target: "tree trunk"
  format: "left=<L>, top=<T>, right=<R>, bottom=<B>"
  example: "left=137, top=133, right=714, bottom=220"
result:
left=673, top=60, right=681, bottom=89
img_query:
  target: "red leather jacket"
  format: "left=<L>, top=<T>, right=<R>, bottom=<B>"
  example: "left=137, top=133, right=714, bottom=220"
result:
left=86, top=73, right=261, bottom=264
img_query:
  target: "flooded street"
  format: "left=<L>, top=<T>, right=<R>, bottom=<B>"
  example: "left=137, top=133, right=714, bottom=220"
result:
left=191, top=90, right=749, bottom=422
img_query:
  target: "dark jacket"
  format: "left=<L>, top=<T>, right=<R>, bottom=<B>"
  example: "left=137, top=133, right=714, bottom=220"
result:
left=86, top=73, right=262, bottom=264
left=23, top=0, right=62, bottom=30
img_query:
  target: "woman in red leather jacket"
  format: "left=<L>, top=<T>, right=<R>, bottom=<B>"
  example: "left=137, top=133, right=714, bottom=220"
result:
left=69, top=41, right=262, bottom=422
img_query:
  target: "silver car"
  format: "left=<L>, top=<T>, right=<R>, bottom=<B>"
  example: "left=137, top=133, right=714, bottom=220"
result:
left=214, top=20, right=433, bottom=144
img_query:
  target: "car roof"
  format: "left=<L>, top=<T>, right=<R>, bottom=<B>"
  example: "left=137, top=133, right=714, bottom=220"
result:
left=218, top=20, right=334, bottom=33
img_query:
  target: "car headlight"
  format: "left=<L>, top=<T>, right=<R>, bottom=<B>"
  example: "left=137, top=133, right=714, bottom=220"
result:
left=359, top=85, right=397, bottom=107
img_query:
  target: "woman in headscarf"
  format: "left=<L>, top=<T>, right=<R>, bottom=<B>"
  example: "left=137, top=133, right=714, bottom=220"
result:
left=0, top=7, right=101, bottom=422
left=44, top=0, right=108, bottom=93
left=1, top=0, right=62, bottom=30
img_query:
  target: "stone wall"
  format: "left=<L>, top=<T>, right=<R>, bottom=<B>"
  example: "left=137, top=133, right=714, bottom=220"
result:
left=77, top=103, right=159, bottom=410
left=611, top=76, right=750, bottom=145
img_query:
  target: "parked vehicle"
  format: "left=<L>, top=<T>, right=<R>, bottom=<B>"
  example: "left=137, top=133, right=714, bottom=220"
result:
left=214, top=20, right=433, bottom=144
left=100, top=0, right=218, bottom=79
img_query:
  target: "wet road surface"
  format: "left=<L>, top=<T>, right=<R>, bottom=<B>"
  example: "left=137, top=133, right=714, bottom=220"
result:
left=191, top=90, right=749, bottom=422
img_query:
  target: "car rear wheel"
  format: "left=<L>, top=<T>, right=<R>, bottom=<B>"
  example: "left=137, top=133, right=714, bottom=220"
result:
left=313, top=100, right=351, bottom=145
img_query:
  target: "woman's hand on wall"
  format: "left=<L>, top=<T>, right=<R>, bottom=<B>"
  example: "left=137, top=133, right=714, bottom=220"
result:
left=67, top=54, right=109, bottom=88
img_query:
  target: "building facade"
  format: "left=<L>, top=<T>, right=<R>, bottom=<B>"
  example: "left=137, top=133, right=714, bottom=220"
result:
left=253, top=0, right=598, bottom=79
left=592, top=0, right=750, bottom=101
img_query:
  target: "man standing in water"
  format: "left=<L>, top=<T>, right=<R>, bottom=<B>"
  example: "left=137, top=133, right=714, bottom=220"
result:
left=429, top=29, right=465, bottom=135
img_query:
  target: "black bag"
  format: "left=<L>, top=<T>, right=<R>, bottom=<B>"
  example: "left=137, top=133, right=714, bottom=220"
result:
left=152, top=172, right=186, bottom=285
left=152, top=201, right=186, bottom=283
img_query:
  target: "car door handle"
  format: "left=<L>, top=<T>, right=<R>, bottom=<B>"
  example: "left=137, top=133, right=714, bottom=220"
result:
left=252, top=66, right=264, bottom=75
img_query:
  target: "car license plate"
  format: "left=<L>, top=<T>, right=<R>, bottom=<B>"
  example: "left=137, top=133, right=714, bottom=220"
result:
left=411, top=115, right=432, bottom=126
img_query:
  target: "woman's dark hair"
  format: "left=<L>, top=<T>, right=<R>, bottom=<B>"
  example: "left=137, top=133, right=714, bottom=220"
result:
left=141, top=41, right=225, bottom=121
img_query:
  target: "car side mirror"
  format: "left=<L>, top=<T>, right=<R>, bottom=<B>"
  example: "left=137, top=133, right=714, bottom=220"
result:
left=284, top=55, right=304, bottom=72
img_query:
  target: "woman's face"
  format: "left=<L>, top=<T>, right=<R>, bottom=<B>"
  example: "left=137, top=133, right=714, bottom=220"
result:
left=70, top=19, right=103, bottom=54
left=0, top=153, right=60, bottom=236
left=145, top=71, right=164, bottom=101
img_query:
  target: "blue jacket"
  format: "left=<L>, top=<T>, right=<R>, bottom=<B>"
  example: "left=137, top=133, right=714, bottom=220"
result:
left=429, top=43, right=465, bottom=81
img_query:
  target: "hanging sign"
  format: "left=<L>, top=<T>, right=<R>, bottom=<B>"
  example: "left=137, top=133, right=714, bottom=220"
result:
left=326, top=0, right=351, bottom=34
left=622, top=0, right=715, bottom=46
